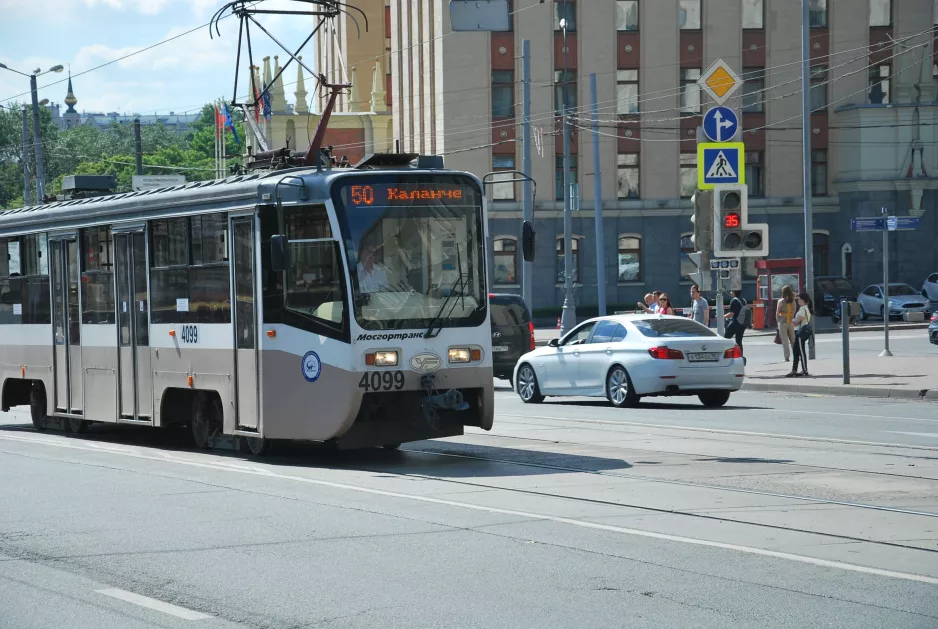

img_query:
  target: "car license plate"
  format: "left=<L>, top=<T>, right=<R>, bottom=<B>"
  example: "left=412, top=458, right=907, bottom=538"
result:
left=493, top=345, right=510, bottom=352
left=687, top=352, right=720, bottom=362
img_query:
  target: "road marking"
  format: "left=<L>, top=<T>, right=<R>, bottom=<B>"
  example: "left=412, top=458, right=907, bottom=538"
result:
left=884, top=432, right=938, bottom=439
left=495, top=414, right=938, bottom=451
left=96, top=588, right=211, bottom=620
left=3, top=431, right=938, bottom=585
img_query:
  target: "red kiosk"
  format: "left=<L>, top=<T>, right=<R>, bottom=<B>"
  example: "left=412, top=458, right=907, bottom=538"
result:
left=754, top=258, right=806, bottom=329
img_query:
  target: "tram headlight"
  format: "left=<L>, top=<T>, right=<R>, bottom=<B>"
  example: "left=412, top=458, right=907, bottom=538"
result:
left=373, top=350, right=399, bottom=367
left=448, top=348, right=472, bottom=364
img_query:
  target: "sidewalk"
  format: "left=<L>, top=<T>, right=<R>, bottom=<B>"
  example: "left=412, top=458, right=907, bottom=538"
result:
left=741, top=356, right=938, bottom=402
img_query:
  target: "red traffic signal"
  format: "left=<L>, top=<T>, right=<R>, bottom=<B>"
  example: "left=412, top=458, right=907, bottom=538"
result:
left=723, top=212, right=741, bottom=229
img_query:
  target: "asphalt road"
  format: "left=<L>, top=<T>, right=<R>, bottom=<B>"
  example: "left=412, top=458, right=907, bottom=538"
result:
left=1, top=390, right=937, bottom=628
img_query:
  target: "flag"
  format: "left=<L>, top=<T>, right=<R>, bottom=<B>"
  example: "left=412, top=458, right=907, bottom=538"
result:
left=252, top=82, right=261, bottom=124
left=262, top=90, right=271, bottom=121
left=214, top=106, right=224, bottom=138
left=222, top=103, right=239, bottom=145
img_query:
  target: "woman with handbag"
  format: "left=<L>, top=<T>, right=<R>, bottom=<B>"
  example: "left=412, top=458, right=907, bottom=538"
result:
left=775, top=285, right=797, bottom=362
left=787, top=292, right=814, bottom=377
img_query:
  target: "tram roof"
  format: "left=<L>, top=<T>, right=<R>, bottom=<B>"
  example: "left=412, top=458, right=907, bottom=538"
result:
left=0, top=165, right=477, bottom=236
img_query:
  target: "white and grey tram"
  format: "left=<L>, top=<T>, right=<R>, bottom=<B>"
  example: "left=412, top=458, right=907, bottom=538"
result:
left=0, top=155, right=494, bottom=454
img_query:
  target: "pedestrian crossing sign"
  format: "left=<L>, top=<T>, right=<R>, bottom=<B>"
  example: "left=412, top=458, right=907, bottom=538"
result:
left=697, top=142, right=745, bottom=190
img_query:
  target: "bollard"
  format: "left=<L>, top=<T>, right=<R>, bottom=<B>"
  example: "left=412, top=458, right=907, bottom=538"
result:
left=841, top=299, right=850, bottom=385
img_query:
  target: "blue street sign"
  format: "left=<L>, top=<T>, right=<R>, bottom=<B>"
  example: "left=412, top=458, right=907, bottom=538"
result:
left=697, top=142, right=745, bottom=189
left=896, top=216, right=920, bottom=230
left=887, top=215, right=898, bottom=231
left=702, top=106, right=739, bottom=143
left=851, top=218, right=884, bottom=231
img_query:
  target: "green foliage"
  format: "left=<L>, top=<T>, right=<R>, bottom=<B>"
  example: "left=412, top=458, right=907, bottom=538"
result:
left=0, top=102, right=247, bottom=209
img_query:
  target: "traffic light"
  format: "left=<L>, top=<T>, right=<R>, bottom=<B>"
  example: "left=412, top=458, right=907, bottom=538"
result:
left=690, top=190, right=713, bottom=252
left=686, top=251, right=711, bottom=291
left=712, top=184, right=769, bottom=257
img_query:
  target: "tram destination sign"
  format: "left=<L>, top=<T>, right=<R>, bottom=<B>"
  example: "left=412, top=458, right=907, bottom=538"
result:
left=336, top=181, right=477, bottom=207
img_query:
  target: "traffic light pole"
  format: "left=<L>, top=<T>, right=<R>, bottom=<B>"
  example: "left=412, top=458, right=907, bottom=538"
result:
left=801, top=0, right=816, bottom=359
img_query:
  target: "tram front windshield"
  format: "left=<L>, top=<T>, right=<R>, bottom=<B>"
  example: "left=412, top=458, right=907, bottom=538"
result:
left=332, top=175, right=486, bottom=332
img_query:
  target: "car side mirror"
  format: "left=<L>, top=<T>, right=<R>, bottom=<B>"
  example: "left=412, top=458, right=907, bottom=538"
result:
left=522, top=220, right=536, bottom=262
left=547, top=338, right=559, bottom=347
left=270, top=235, right=287, bottom=272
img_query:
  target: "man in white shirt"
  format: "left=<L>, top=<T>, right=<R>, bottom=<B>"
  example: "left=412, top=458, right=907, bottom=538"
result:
left=356, top=244, right=390, bottom=293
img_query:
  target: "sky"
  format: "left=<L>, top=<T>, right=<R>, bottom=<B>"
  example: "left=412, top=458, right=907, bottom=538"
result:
left=0, top=0, right=319, bottom=116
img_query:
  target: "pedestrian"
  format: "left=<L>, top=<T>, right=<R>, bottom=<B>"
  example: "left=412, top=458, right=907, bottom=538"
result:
left=723, top=290, right=748, bottom=359
left=787, top=292, right=814, bottom=377
left=776, top=285, right=797, bottom=362
left=657, top=293, right=675, bottom=315
left=689, top=284, right=710, bottom=327
left=637, top=291, right=661, bottom=314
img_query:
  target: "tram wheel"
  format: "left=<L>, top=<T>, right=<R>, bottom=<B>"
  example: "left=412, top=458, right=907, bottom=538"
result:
left=29, top=387, right=48, bottom=432
left=190, top=394, right=220, bottom=449
left=244, top=436, right=272, bottom=457
left=65, top=417, right=88, bottom=434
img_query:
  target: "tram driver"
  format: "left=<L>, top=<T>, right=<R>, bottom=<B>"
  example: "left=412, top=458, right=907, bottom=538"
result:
left=357, top=243, right=391, bottom=293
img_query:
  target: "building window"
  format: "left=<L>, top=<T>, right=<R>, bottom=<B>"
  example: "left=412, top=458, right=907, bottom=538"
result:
left=617, top=236, right=642, bottom=282
left=746, top=152, right=764, bottom=198
left=742, top=67, right=765, bottom=113
left=680, top=234, right=696, bottom=281
left=493, top=238, right=518, bottom=285
left=616, top=0, right=638, bottom=30
left=555, top=155, right=578, bottom=201
left=554, top=71, right=577, bottom=115
left=680, top=153, right=697, bottom=198
left=491, top=70, right=514, bottom=117
left=743, top=0, right=763, bottom=29
left=679, top=0, right=700, bottom=29
left=869, top=65, right=890, bottom=104
left=556, top=236, right=580, bottom=284
left=870, top=0, right=890, bottom=26
left=809, top=65, right=828, bottom=112
left=617, top=153, right=640, bottom=199
left=616, top=70, right=639, bottom=114
left=811, top=150, right=828, bottom=196
left=492, top=155, right=516, bottom=201
left=813, top=232, right=830, bottom=277
left=809, top=0, right=827, bottom=27
left=680, top=69, right=702, bottom=115
left=554, top=0, right=575, bottom=31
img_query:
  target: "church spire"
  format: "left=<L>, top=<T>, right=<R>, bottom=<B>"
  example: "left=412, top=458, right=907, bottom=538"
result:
left=64, top=73, right=78, bottom=114
left=294, top=56, right=308, bottom=114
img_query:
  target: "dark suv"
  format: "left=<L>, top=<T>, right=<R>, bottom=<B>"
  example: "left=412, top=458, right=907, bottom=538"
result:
left=489, top=293, right=535, bottom=384
left=814, top=276, right=857, bottom=316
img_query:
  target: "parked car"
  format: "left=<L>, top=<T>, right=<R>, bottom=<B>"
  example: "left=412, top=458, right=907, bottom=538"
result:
left=929, top=313, right=938, bottom=345
left=814, top=276, right=857, bottom=316
left=922, top=272, right=938, bottom=308
left=857, top=283, right=930, bottom=320
left=489, top=293, right=535, bottom=384
left=513, top=314, right=744, bottom=408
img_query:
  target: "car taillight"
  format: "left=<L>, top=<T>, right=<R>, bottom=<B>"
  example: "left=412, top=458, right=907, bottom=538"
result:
left=528, top=321, right=536, bottom=351
left=931, top=313, right=938, bottom=322
left=648, top=346, right=684, bottom=360
left=724, top=346, right=742, bottom=359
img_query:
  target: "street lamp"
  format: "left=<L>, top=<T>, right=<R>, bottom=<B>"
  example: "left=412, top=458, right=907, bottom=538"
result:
left=0, top=63, right=65, bottom=202
left=559, top=14, right=576, bottom=335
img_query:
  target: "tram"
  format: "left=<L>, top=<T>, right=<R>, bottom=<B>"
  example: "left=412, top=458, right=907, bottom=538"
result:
left=0, top=154, right=494, bottom=455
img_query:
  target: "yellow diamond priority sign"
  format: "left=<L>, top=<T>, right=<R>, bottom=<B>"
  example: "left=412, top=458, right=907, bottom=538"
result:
left=698, top=59, right=742, bottom=106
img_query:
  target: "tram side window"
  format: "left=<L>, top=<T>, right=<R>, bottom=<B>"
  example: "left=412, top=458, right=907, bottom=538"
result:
left=150, top=215, right=231, bottom=324
left=0, top=235, right=51, bottom=325
left=81, top=226, right=116, bottom=324
left=261, top=204, right=347, bottom=338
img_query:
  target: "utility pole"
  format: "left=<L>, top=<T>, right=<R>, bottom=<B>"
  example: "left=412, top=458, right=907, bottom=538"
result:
left=134, top=118, right=143, bottom=176
left=29, top=74, right=46, bottom=201
left=801, top=0, right=816, bottom=359
left=521, top=39, right=533, bottom=310
left=590, top=73, right=606, bottom=316
left=560, top=19, right=576, bottom=334
left=21, top=106, right=31, bottom=206
left=880, top=206, right=892, bottom=356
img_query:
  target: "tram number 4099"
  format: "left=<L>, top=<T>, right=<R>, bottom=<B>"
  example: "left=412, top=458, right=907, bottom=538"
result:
left=179, top=325, right=199, bottom=344
left=358, top=371, right=406, bottom=392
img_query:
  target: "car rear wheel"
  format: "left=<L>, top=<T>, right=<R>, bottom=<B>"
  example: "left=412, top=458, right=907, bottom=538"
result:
left=699, top=390, right=731, bottom=408
left=860, top=305, right=867, bottom=321
left=516, top=365, right=544, bottom=404
left=606, top=366, right=639, bottom=408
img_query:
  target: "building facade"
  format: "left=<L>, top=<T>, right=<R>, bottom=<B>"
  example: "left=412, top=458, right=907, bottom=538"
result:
left=388, top=0, right=938, bottom=316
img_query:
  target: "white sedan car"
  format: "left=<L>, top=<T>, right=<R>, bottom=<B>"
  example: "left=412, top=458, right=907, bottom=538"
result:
left=513, top=314, right=745, bottom=408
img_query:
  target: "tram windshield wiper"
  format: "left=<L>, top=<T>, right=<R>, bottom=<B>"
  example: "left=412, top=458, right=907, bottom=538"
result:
left=424, top=246, right=466, bottom=339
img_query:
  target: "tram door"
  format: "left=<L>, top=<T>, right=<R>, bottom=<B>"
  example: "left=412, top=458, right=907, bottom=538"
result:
left=115, top=231, right=152, bottom=421
left=50, top=238, right=82, bottom=414
left=230, top=216, right=259, bottom=431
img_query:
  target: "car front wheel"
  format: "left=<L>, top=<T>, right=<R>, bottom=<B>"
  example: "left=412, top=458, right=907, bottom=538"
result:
left=516, top=365, right=544, bottom=404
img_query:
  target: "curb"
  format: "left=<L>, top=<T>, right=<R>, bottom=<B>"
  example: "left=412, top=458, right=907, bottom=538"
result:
left=742, top=381, right=935, bottom=402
